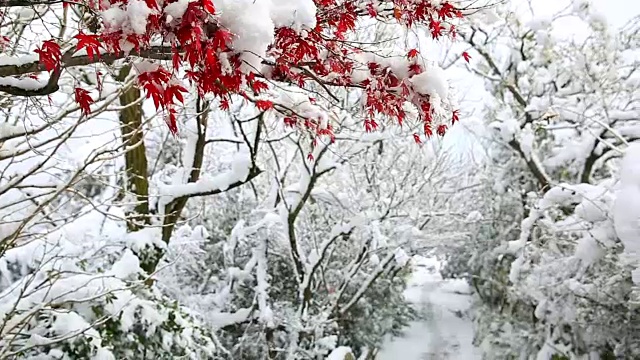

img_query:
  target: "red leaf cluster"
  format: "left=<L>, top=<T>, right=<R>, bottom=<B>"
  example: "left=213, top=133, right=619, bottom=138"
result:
left=34, top=0, right=465, bottom=139
left=74, top=88, right=93, bottom=116
left=75, top=32, right=101, bottom=60
left=34, top=40, right=62, bottom=72
left=138, top=66, right=187, bottom=134
left=255, top=100, right=274, bottom=111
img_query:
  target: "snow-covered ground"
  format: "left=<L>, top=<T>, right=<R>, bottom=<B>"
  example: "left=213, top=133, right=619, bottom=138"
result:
left=378, top=256, right=481, bottom=360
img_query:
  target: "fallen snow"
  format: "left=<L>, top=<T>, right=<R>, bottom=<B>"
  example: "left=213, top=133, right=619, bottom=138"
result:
left=163, top=0, right=192, bottom=21
left=0, top=123, right=30, bottom=139
left=378, top=255, right=480, bottom=360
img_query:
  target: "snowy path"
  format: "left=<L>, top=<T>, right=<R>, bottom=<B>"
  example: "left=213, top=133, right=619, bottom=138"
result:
left=378, top=256, right=481, bottom=360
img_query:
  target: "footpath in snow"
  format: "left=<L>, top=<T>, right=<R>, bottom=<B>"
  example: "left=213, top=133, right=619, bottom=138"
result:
left=378, top=255, right=481, bottom=360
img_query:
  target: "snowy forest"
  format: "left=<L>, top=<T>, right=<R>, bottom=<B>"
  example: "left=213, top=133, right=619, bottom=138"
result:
left=0, top=0, right=638, bottom=358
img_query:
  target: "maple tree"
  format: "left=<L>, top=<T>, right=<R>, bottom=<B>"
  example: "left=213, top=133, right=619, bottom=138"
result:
left=0, top=1, right=479, bottom=357
left=2, top=0, right=469, bottom=144
left=0, top=0, right=476, bottom=278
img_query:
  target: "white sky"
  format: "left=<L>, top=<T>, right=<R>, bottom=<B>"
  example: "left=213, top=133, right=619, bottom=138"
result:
left=539, top=0, right=639, bottom=26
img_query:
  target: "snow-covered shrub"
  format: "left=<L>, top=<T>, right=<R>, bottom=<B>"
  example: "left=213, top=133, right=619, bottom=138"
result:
left=0, top=221, right=216, bottom=359
left=157, top=114, right=465, bottom=358
left=443, top=2, right=640, bottom=358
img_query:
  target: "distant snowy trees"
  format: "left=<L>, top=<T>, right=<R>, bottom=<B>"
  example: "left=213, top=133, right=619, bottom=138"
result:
left=444, top=2, right=640, bottom=358
left=157, top=105, right=467, bottom=358
left=0, top=0, right=477, bottom=358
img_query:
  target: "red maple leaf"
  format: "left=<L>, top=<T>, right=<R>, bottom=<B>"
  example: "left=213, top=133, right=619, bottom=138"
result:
left=205, top=47, right=217, bottom=67
left=138, top=68, right=172, bottom=110
left=364, top=118, right=378, bottom=133
left=165, top=84, right=187, bottom=105
left=437, top=124, right=447, bottom=136
left=165, top=107, right=179, bottom=135
left=283, top=116, right=297, bottom=127
left=141, top=85, right=164, bottom=110
left=201, top=0, right=215, bottom=14
left=251, top=80, right=269, bottom=94
left=408, top=63, right=422, bottom=74
left=74, top=32, right=101, bottom=60
left=74, top=88, right=93, bottom=116
left=462, top=51, right=471, bottom=63
left=430, top=19, right=443, bottom=38
left=0, top=36, right=10, bottom=51
left=365, top=3, right=377, bottom=17
left=255, top=100, right=274, bottom=111
left=213, top=29, right=233, bottom=51
left=407, top=48, right=419, bottom=59
left=413, top=133, right=422, bottom=144
left=145, top=0, right=159, bottom=10
left=219, top=98, right=230, bottom=110
left=424, top=123, right=433, bottom=138
left=34, top=40, right=62, bottom=72
left=172, top=45, right=182, bottom=69
left=452, top=109, right=460, bottom=124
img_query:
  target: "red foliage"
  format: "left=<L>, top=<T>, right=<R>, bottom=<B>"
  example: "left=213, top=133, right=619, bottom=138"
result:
left=0, top=36, right=10, bottom=52
left=437, top=124, right=447, bottom=136
left=201, top=0, right=215, bottom=14
left=74, top=88, right=93, bottom=116
left=34, top=40, right=62, bottom=72
left=137, top=66, right=187, bottom=134
left=462, top=51, right=471, bottom=63
left=29, top=0, right=465, bottom=142
left=250, top=80, right=269, bottom=95
left=255, top=100, right=274, bottom=111
left=284, top=116, right=298, bottom=128
left=364, top=118, right=378, bottom=133
left=452, top=109, right=460, bottom=124
left=74, top=32, right=102, bottom=60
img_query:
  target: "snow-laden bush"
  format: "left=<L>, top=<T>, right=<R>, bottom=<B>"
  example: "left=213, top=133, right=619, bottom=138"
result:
left=443, top=2, right=640, bottom=358
left=0, top=219, right=216, bottom=359
left=156, top=117, right=467, bottom=358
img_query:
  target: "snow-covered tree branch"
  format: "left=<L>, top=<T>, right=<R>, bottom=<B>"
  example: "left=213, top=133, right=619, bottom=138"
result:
left=443, top=3, right=640, bottom=358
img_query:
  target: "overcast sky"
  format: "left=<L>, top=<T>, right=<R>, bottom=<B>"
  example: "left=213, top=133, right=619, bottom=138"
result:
left=544, top=0, right=639, bottom=26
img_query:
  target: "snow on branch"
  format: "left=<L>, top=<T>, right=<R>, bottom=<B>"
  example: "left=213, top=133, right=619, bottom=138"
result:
left=157, top=159, right=261, bottom=207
